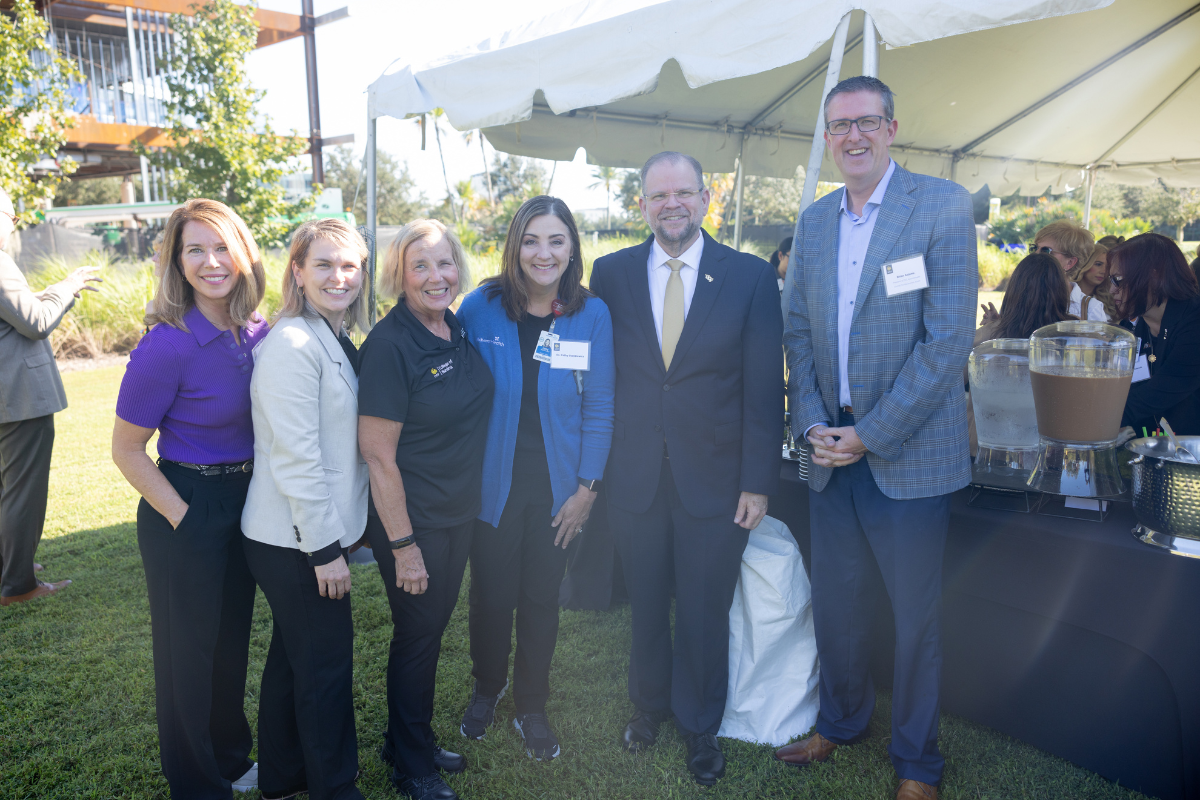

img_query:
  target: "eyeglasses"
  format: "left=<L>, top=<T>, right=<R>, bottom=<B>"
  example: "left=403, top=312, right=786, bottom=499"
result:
left=1109, top=274, right=1125, bottom=289
left=642, top=190, right=701, bottom=204
left=825, top=115, right=889, bottom=136
left=1031, top=245, right=1067, bottom=258
left=0, top=209, right=17, bottom=226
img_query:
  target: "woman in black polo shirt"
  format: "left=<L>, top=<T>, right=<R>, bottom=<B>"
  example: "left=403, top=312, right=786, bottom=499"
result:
left=358, top=219, right=494, bottom=800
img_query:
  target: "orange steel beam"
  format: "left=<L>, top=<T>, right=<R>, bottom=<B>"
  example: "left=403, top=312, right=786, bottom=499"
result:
left=61, top=115, right=175, bottom=149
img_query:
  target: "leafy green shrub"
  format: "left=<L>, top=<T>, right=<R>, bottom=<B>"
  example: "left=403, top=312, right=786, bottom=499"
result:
left=990, top=198, right=1152, bottom=245
left=978, top=244, right=1022, bottom=290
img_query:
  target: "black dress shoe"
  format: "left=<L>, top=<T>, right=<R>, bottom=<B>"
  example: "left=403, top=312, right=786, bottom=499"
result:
left=433, top=746, right=466, bottom=774
left=393, top=773, right=459, bottom=800
left=683, top=731, right=726, bottom=786
left=622, top=708, right=669, bottom=753
left=382, top=737, right=466, bottom=776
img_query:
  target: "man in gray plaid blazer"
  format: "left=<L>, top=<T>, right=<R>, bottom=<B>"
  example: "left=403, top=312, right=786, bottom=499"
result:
left=777, top=77, right=977, bottom=800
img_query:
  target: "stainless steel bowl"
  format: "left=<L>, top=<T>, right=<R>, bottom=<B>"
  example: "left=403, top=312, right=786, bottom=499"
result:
left=1126, top=435, right=1200, bottom=541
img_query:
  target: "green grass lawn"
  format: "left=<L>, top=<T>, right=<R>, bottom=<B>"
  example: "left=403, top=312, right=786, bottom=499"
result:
left=1, top=365, right=1149, bottom=800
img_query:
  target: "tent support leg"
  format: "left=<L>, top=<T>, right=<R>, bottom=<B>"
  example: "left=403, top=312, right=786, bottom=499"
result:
left=366, top=112, right=378, bottom=326
left=1083, top=168, right=1096, bottom=229
left=862, top=12, right=878, bottom=77
left=784, top=11, right=851, bottom=315
left=733, top=136, right=746, bottom=249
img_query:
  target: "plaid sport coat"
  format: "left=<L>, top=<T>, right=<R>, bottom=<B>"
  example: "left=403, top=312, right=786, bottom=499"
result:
left=784, top=163, right=978, bottom=500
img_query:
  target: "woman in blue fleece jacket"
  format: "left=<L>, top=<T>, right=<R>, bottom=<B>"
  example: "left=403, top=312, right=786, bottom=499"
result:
left=455, top=195, right=614, bottom=761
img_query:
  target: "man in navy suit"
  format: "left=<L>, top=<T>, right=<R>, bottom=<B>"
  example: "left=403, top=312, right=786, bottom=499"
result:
left=589, top=151, right=784, bottom=786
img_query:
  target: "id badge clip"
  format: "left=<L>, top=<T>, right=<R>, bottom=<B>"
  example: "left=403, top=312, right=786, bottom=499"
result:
left=1132, top=338, right=1151, bottom=383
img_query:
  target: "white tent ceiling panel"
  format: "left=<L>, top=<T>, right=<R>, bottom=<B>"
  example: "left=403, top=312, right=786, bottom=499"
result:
left=367, top=0, right=1200, bottom=203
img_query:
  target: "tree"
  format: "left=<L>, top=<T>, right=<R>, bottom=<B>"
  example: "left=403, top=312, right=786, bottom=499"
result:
left=589, top=166, right=619, bottom=228
left=490, top=154, right=547, bottom=202
left=0, top=0, right=79, bottom=224
left=140, top=0, right=312, bottom=247
left=54, top=175, right=127, bottom=207
left=427, top=109, right=458, bottom=222
left=1142, top=180, right=1200, bottom=242
left=462, top=129, right=493, bottom=206
left=322, top=145, right=425, bottom=226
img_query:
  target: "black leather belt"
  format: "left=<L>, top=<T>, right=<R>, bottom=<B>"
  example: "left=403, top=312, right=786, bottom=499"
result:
left=840, top=405, right=854, bottom=414
left=160, top=458, right=253, bottom=476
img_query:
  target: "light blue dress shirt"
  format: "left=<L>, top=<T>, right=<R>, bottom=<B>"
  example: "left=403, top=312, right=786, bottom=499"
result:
left=836, top=159, right=896, bottom=408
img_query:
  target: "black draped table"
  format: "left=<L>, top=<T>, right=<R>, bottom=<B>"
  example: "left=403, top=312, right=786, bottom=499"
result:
left=771, top=462, right=1200, bottom=800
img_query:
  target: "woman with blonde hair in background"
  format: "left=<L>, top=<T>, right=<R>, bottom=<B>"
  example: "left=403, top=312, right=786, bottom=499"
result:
left=1067, top=243, right=1117, bottom=322
left=358, top=219, right=495, bottom=800
left=240, top=218, right=371, bottom=800
left=112, top=198, right=267, bottom=797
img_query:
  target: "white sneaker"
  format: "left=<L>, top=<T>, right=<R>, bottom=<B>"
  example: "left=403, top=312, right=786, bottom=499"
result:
left=232, top=763, right=258, bottom=793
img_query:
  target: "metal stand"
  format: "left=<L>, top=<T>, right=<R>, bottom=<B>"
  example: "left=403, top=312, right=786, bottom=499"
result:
left=968, top=484, right=1045, bottom=514
left=1037, top=494, right=1117, bottom=523
left=1133, top=524, right=1200, bottom=559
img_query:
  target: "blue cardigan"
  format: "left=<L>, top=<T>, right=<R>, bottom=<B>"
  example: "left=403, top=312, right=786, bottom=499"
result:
left=458, top=286, right=616, bottom=526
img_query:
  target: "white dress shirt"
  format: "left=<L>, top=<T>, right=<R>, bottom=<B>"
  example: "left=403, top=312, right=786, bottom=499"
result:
left=836, top=159, right=896, bottom=409
left=1069, top=282, right=1109, bottom=322
left=647, top=234, right=704, bottom=346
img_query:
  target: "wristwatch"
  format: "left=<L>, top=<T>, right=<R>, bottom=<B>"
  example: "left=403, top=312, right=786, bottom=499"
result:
left=389, top=535, right=416, bottom=550
left=578, top=477, right=600, bottom=492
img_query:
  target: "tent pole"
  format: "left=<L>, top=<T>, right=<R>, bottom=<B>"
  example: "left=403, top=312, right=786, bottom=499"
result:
left=784, top=11, right=850, bottom=316
left=1083, top=168, right=1096, bottom=229
left=366, top=109, right=378, bottom=326
left=733, top=135, right=746, bottom=249
left=862, top=12, right=878, bottom=77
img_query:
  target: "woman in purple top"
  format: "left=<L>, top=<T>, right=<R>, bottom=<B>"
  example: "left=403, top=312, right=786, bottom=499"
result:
left=112, top=199, right=268, bottom=800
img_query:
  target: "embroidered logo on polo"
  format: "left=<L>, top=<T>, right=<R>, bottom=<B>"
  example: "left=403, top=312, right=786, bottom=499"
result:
left=475, top=335, right=505, bottom=346
left=430, top=359, right=454, bottom=378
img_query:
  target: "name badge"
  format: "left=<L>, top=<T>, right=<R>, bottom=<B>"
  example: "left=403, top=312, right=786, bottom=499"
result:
left=533, top=331, right=557, bottom=363
left=550, top=339, right=590, bottom=370
left=1132, top=338, right=1151, bottom=383
left=882, top=254, right=929, bottom=297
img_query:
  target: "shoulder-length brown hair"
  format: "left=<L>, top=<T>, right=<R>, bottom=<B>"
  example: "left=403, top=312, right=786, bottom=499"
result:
left=146, top=199, right=265, bottom=331
left=276, top=218, right=371, bottom=333
left=1109, top=232, right=1199, bottom=320
left=995, top=252, right=1075, bottom=339
left=481, top=195, right=592, bottom=321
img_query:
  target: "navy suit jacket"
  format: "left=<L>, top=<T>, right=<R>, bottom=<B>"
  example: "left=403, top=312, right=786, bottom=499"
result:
left=590, top=230, right=784, bottom=519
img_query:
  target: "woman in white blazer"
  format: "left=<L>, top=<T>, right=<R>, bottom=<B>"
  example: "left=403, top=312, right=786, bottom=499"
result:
left=241, top=219, right=370, bottom=800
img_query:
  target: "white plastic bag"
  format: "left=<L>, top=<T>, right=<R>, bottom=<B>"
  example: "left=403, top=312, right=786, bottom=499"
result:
left=717, top=515, right=820, bottom=746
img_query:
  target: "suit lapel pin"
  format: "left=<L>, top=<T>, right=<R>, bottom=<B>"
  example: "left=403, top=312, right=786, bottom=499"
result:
left=704, top=274, right=713, bottom=282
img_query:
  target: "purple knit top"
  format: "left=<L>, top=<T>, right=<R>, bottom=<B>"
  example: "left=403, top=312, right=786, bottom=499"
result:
left=116, top=305, right=268, bottom=464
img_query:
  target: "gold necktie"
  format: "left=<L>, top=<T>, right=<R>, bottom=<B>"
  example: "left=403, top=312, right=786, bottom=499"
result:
left=661, top=258, right=685, bottom=368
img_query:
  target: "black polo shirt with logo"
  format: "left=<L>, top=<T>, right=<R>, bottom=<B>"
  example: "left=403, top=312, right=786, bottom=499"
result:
left=358, top=300, right=495, bottom=529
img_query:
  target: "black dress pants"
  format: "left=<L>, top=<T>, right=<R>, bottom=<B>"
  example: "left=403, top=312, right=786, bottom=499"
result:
left=366, top=516, right=471, bottom=780
left=136, top=461, right=257, bottom=800
left=468, top=473, right=571, bottom=715
left=242, top=538, right=363, bottom=800
left=607, top=456, right=749, bottom=736
left=0, top=414, right=54, bottom=598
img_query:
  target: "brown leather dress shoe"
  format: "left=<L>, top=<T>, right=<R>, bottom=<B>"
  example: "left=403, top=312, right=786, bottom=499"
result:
left=896, top=779, right=938, bottom=799
left=774, top=732, right=837, bottom=766
left=0, top=579, right=71, bottom=607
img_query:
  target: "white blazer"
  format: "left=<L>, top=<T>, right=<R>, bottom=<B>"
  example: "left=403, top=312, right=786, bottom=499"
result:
left=242, top=314, right=368, bottom=554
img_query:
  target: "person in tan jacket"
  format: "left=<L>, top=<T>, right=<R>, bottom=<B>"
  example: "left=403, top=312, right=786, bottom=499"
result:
left=0, top=186, right=101, bottom=606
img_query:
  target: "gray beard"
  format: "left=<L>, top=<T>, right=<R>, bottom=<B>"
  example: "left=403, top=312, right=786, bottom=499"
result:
left=653, top=219, right=701, bottom=253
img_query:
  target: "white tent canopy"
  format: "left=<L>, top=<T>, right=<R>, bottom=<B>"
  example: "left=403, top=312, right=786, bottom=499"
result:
left=368, top=0, right=1200, bottom=200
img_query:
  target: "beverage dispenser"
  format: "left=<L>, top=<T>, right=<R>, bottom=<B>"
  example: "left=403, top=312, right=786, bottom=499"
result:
left=1026, top=321, right=1136, bottom=497
left=969, top=338, right=1039, bottom=476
